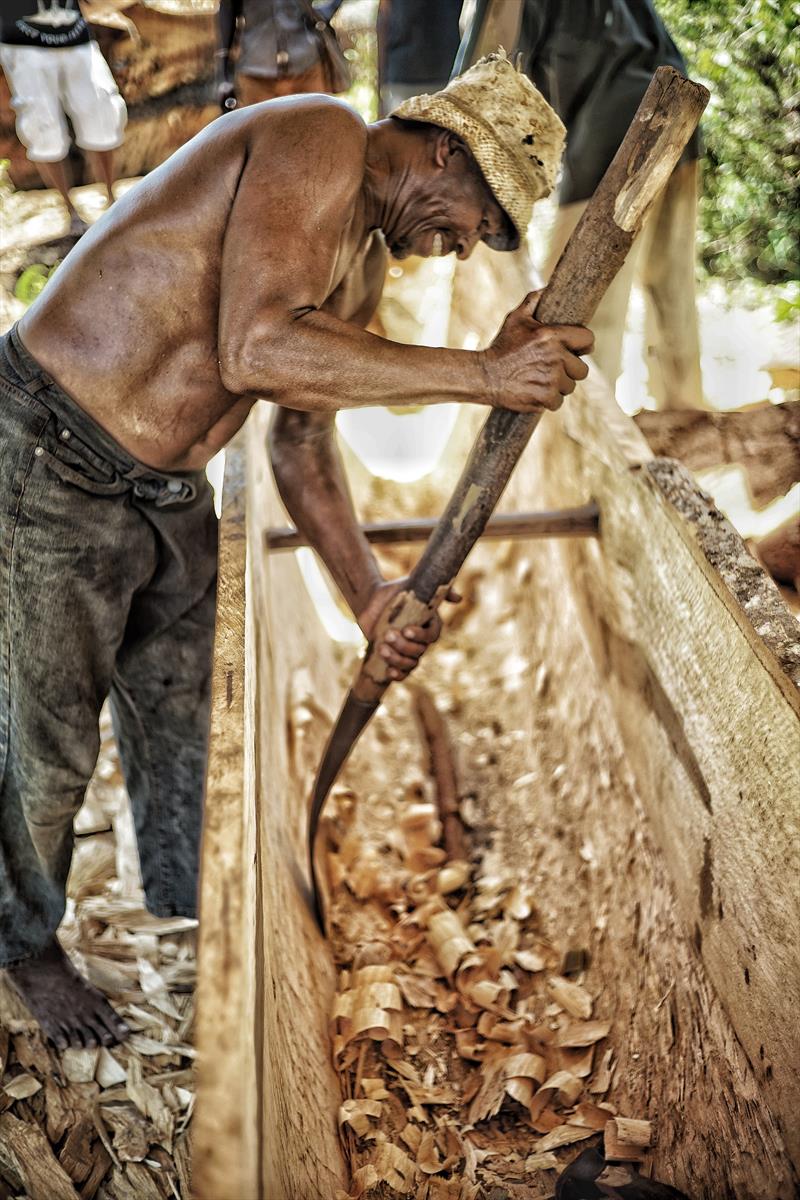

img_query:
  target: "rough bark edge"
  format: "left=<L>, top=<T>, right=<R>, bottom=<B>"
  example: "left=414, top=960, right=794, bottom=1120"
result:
left=643, top=457, right=800, bottom=694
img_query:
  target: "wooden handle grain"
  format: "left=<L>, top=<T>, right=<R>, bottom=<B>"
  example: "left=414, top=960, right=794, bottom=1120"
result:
left=353, top=66, right=708, bottom=704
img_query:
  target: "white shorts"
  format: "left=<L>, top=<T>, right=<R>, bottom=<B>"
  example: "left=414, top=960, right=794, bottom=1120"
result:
left=0, top=41, right=127, bottom=162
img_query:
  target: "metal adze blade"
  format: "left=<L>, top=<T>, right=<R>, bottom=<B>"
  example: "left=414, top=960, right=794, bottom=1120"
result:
left=308, top=690, right=378, bottom=931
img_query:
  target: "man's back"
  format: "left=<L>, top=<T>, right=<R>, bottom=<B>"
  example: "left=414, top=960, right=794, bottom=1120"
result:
left=19, top=97, right=368, bottom=470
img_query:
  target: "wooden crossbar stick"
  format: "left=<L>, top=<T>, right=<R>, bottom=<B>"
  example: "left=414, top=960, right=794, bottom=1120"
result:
left=265, top=502, right=599, bottom=550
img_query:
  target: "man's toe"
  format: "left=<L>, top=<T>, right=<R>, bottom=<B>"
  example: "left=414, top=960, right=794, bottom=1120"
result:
left=68, top=1021, right=89, bottom=1048
left=94, top=1013, right=119, bottom=1046
left=98, top=1006, right=130, bottom=1044
left=49, top=1024, right=70, bottom=1051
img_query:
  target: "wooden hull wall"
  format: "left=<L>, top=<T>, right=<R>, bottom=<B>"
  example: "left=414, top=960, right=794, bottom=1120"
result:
left=196, top=250, right=799, bottom=1196
left=195, top=415, right=347, bottom=1199
left=508, top=377, right=800, bottom=1172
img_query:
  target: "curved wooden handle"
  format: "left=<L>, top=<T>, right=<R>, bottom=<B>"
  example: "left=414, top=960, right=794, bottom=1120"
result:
left=352, top=66, right=708, bottom=705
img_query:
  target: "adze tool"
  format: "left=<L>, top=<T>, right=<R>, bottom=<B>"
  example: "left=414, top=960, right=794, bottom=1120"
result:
left=308, top=66, right=709, bottom=931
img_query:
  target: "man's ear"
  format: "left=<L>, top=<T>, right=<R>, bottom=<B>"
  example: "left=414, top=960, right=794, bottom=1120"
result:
left=432, top=130, right=466, bottom=169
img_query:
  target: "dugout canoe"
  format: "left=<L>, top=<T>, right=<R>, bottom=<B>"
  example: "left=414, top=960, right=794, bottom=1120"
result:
left=192, top=255, right=800, bottom=1200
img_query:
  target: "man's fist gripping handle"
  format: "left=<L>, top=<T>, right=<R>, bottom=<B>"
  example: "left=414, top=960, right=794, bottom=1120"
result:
left=480, top=290, right=594, bottom=415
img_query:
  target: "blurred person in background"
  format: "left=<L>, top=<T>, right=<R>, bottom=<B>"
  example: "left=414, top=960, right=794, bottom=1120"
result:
left=0, top=0, right=127, bottom=236
left=460, top=0, right=705, bottom=410
left=217, top=0, right=346, bottom=110
left=377, top=0, right=463, bottom=115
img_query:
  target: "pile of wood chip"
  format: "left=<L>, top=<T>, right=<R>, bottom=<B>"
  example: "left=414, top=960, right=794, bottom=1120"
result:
left=319, top=560, right=654, bottom=1200
left=0, top=711, right=195, bottom=1200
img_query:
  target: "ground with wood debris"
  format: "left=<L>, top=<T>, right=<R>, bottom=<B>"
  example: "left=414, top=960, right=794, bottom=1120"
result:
left=0, top=711, right=195, bottom=1200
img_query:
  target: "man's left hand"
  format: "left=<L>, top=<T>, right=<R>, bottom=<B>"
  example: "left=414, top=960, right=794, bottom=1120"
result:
left=357, top=578, right=461, bottom=681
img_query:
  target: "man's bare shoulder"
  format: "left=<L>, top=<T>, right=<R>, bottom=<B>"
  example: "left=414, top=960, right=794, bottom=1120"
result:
left=241, top=96, right=367, bottom=191
left=243, top=93, right=366, bottom=137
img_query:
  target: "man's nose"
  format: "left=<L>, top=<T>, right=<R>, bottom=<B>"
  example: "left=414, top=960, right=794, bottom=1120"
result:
left=455, top=230, right=480, bottom=260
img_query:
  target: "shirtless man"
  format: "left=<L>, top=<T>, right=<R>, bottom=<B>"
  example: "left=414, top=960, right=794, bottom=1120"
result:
left=0, top=52, right=590, bottom=1048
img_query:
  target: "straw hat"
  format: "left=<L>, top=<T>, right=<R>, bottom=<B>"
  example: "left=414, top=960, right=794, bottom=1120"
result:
left=392, top=50, right=565, bottom=248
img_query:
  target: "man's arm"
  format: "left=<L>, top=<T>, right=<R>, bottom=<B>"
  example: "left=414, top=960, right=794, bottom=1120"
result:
left=269, top=408, right=380, bottom=618
left=218, top=105, right=487, bottom=412
left=269, top=232, right=447, bottom=679
left=268, top=227, right=387, bottom=617
left=217, top=101, right=591, bottom=416
left=269, top=407, right=456, bottom=678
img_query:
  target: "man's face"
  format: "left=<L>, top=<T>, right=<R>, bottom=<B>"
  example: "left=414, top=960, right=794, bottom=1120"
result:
left=388, top=135, right=517, bottom=261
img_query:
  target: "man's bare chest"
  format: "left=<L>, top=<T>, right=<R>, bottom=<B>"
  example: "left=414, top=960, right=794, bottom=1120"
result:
left=324, top=230, right=385, bottom=324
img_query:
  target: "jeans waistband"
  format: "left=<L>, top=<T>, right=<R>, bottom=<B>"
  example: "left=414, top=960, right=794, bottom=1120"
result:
left=1, top=325, right=206, bottom=507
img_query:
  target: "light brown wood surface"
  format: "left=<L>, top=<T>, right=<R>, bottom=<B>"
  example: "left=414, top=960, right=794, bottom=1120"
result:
left=195, top=414, right=347, bottom=1200
left=634, top=401, right=800, bottom=509
left=195, top=248, right=799, bottom=1196
left=193, top=436, right=261, bottom=1199
left=507, top=369, right=800, bottom=1177
left=0, top=1113, right=81, bottom=1200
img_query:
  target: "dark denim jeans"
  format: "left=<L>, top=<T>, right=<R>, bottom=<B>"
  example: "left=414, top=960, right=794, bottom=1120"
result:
left=0, top=327, right=218, bottom=964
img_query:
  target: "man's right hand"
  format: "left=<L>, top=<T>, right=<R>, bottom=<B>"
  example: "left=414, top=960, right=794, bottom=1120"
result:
left=479, top=291, right=594, bottom=414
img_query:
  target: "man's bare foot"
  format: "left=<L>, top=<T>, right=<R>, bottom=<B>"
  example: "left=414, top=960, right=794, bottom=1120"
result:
left=5, top=938, right=130, bottom=1049
left=67, top=208, right=89, bottom=238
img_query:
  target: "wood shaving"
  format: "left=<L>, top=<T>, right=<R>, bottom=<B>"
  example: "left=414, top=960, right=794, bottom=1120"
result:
left=532, top=1124, right=596, bottom=1152
left=546, top=976, right=594, bottom=1020
left=62, top=1047, right=100, bottom=1084
left=95, top=1048, right=128, bottom=1089
left=3, top=1073, right=43, bottom=1100
left=126, top=1057, right=174, bottom=1149
left=604, top=1116, right=652, bottom=1162
left=340, top=1098, right=383, bottom=1137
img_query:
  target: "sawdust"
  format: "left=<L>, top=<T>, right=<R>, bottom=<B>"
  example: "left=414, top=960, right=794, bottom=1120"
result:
left=0, top=710, right=195, bottom=1200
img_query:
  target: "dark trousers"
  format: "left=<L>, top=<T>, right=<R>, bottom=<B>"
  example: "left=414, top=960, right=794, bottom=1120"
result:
left=0, top=327, right=217, bottom=965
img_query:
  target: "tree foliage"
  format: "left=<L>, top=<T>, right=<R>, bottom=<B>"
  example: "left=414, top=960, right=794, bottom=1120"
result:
left=660, top=0, right=799, bottom=285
